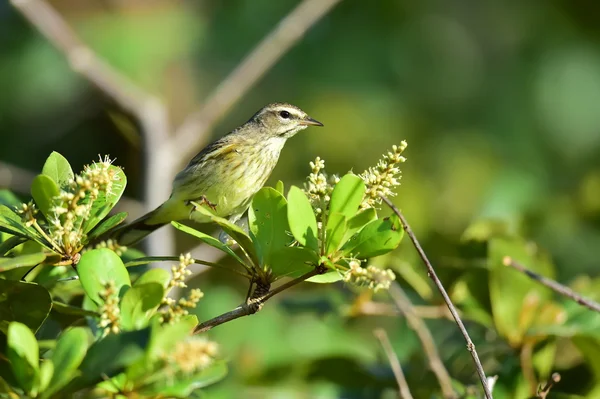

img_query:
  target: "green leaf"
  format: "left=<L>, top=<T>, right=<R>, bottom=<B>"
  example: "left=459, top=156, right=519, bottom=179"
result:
left=87, top=212, right=128, bottom=240
left=325, top=212, right=347, bottom=255
left=249, top=188, right=291, bottom=272
left=83, top=165, right=127, bottom=234
left=38, top=360, right=54, bottom=393
left=329, top=174, right=365, bottom=220
left=307, top=270, right=343, bottom=283
left=0, top=235, right=28, bottom=256
left=269, top=247, right=317, bottom=280
left=7, top=322, right=40, bottom=395
left=77, top=248, right=131, bottom=305
left=0, top=205, right=48, bottom=246
left=44, top=327, right=88, bottom=398
left=0, top=252, right=46, bottom=272
left=31, top=175, right=60, bottom=219
left=287, top=186, right=318, bottom=251
left=344, top=208, right=377, bottom=242
left=275, top=180, right=285, bottom=194
left=76, top=328, right=151, bottom=386
left=0, top=190, right=22, bottom=207
left=341, top=214, right=403, bottom=259
left=0, top=279, right=52, bottom=334
left=488, top=238, right=555, bottom=346
left=171, top=221, right=246, bottom=266
left=191, top=203, right=258, bottom=266
left=134, top=268, right=171, bottom=290
left=120, top=283, right=164, bottom=330
left=139, top=360, right=227, bottom=397
left=41, top=152, right=74, bottom=188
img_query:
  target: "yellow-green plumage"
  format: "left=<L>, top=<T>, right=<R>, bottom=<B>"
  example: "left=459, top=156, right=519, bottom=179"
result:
left=115, top=103, right=323, bottom=246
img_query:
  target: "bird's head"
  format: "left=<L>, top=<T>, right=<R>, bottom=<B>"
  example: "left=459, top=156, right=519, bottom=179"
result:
left=251, top=102, right=323, bottom=139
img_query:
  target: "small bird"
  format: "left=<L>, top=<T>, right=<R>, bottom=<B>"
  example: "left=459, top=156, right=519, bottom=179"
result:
left=115, top=102, right=323, bottom=246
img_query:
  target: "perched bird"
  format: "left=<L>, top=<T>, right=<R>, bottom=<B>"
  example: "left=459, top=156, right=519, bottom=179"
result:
left=114, top=102, right=323, bottom=246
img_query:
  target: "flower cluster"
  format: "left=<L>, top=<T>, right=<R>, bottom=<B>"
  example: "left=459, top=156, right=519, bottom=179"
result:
left=359, top=141, right=407, bottom=209
left=343, top=259, right=396, bottom=292
left=47, top=157, right=122, bottom=255
left=304, top=157, right=339, bottom=215
left=165, top=338, right=218, bottom=375
left=160, top=253, right=203, bottom=324
left=16, top=201, right=38, bottom=227
left=98, top=280, right=121, bottom=336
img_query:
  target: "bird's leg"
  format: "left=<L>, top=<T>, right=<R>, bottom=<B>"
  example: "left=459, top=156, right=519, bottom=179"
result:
left=186, top=195, right=218, bottom=211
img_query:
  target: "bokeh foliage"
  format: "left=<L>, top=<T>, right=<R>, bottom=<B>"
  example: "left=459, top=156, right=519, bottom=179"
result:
left=2, top=0, right=600, bottom=398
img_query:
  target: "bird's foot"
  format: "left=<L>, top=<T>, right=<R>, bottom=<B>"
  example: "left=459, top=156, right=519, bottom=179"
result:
left=187, top=196, right=218, bottom=213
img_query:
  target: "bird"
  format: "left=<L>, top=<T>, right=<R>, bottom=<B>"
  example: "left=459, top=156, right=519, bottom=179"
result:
left=114, top=102, right=323, bottom=246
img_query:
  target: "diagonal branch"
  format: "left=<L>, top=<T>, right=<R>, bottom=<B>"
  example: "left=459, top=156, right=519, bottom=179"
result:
left=193, top=264, right=326, bottom=334
left=389, top=284, right=456, bottom=398
left=503, top=256, right=600, bottom=313
left=373, top=328, right=414, bottom=399
left=173, top=0, right=342, bottom=162
left=380, top=196, right=493, bottom=399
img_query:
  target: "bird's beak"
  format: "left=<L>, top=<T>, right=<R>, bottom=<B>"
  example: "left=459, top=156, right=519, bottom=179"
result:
left=300, top=117, right=324, bottom=127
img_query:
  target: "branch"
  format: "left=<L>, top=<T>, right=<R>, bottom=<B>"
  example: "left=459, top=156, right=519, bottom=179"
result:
left=373, top=328, right=414, bottom=399
left=389, top=284, right=456, bottom=398
left=537, top=372, right=560, bottom=399
left=380, top=196, right=493, bottom=399
left=194, top=265, right=325, bottom=334
left=503, top=256, right=600, bottom=313
left=173, top=0, right=342, bottom=162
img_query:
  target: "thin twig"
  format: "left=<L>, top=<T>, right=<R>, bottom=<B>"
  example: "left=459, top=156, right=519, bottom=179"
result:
left=373, top=328, right=414, bottom=399
left=503, top=256, right=600, bottom=313
left=173, top=0, right=343, bottom=162
left=389, top=284, right=456, bottom=398
left=194, top=265, right=325, bottom=334
left=380, top=196, right=492, bottom=399
left=537, top=372, right=560, bottom=399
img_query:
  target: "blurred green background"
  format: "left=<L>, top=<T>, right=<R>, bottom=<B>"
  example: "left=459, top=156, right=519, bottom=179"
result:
left=2, top=0, right=600, bottom=397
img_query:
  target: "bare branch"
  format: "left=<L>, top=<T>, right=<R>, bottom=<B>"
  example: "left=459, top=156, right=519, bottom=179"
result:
left=373, top=328, right=414, bottom=399
left=503, top=256, right=600, bottom=313
left=194, top=265, right=326, bottom=334
left=537, top=372, right=560, bottom=399
left=11, top=0, right=156, bottom=117
left=173, top=0, right=342, bottom=162
left=380, top=196, right=492, bottom=399
left=389, top=284, right=456, bottom=398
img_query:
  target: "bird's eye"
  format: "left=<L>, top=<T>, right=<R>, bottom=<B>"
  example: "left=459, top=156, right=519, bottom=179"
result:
left=279, top=110, right=291, bottom=119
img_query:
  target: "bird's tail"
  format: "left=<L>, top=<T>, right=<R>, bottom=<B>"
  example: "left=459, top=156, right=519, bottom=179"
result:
left=112, top=205, right=168, bottom=247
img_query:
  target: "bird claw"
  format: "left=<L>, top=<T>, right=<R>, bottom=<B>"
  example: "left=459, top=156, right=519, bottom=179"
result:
left=187, top=196, right=218, bottom=216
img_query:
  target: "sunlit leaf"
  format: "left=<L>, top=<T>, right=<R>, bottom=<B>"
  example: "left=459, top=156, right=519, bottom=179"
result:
left=0, top=252, right=46, bottom=272
left=171, top=221, right=246, bottom=266
left=341, top=214, right=403, bottom=259
left=269, top=247, right=318, bottom=280
left=87, top=212, right=128, bottom=240
left=41, top=151, right=74, bottom=188
left=329, top=174, right=365, bottom=220
left=325, top=212, right=347, bottom=255
left=133, top=268, right=171, bottom=290
left=31, top=174, right=60, bottom=219
left=77, top=248, right=131, bottom=305
left=120, top=283, right=164, bottom=330
left=0, top=235, right=28, bottom=256
left=139, top=360, right=227, bottom=397
left=191, top=203, right=258, bottom=266
left=287, top=186, right=318, bottom=251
